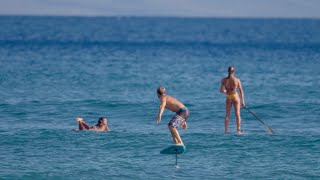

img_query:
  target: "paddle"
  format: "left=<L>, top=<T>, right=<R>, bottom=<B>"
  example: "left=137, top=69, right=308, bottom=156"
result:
left=243, top=106, right=274, bottom=134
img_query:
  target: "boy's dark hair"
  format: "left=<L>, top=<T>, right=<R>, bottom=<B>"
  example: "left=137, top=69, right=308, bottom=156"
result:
left=157, top=86, right=166, bottom=95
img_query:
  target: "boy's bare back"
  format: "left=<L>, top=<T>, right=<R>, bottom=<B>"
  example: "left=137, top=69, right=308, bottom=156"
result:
left=164, top=95, right=185, bottom=112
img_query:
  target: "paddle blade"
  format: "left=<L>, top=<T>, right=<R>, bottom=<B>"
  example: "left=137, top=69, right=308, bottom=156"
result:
left=244, top=106, right=275, bottom=134
left=267, top=128, right=274, bottom=134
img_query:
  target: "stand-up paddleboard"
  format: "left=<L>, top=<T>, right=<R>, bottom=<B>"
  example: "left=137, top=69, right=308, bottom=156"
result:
left=160, top=145, right=186, bottom=154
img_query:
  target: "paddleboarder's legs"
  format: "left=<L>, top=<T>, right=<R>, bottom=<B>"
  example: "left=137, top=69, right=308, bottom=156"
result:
left=224, top=98, right=232, bottom=133
left=225, top=95, right=243, bottom=134
left=233, top=97, right=242, bottom=134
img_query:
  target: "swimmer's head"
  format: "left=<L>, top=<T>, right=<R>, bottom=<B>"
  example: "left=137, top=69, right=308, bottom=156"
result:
left=157, top=86, right=166, bottom=97
left=98, top=117, right=107, bottom=126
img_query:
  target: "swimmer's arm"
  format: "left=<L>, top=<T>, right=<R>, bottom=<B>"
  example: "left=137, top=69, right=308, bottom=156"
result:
left=79, top=120, right=91, bottom=130
left=238, top=79, right=245, bottom=107
left=157, top=95, right=166, bottom=123
left=220, top=79, right=227, bottom=94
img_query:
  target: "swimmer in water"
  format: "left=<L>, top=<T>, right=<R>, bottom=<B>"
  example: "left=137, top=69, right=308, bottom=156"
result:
left=75, top=117, right=110, bottom=131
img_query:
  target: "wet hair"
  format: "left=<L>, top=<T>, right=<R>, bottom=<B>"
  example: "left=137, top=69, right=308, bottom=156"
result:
left=157, top=86, right=166, bottom=95
left=97, top=117, right=107, bottom=126
left=228, top=66, right=235, bottom=78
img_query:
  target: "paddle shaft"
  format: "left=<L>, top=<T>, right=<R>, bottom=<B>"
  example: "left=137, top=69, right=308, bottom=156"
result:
left=243, top=106, right=274, bottom=134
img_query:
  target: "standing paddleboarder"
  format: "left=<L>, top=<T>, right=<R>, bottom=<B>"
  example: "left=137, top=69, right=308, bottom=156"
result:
left=220, top=66, right=245, bottom=134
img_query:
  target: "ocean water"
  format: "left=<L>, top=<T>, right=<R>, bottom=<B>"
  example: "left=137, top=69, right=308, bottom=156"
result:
left=0, top=16, right=319, bottom=179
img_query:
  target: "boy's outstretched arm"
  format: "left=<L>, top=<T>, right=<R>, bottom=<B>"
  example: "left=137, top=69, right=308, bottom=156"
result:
left=157, top=95, right=166, bottom=124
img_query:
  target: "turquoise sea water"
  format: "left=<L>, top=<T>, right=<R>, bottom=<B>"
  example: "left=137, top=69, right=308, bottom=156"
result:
left=0, top=16, right=319, bottom=179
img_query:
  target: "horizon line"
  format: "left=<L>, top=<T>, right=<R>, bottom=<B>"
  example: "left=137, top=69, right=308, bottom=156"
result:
left=1, top=14, right=320, bottom=20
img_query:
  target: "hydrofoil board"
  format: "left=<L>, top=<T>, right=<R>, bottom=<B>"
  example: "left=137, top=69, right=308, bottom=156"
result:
left=160, top=145, right=186, bottom=154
